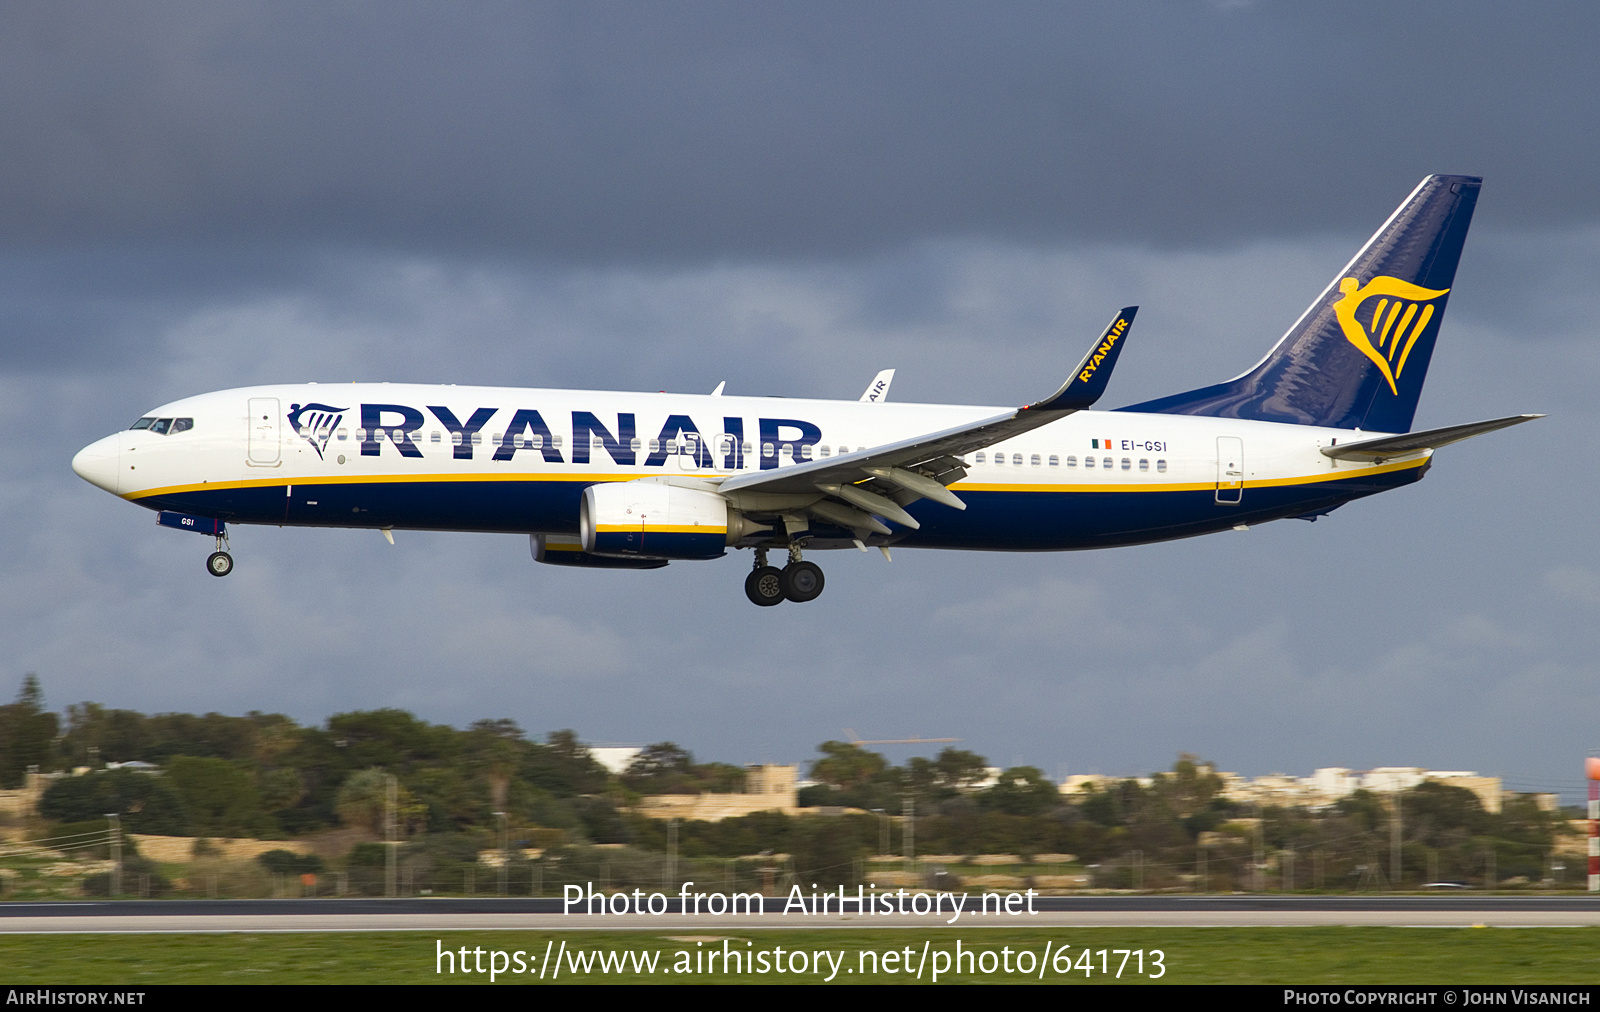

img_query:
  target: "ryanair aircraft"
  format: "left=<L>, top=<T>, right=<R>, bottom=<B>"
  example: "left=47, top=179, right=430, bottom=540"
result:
left=72, top=175, right=1538, bottom=606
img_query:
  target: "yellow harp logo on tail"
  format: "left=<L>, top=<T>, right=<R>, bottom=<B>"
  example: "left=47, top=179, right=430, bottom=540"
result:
left=1333, top=275, right=1450, bottom=395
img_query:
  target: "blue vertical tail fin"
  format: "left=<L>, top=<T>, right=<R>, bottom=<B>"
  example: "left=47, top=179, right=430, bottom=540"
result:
left=1119, top=174, right=1481, bottom=433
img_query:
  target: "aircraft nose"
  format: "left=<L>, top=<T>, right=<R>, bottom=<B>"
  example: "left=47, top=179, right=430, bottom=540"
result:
left=71, top=434, right=121, bottom=494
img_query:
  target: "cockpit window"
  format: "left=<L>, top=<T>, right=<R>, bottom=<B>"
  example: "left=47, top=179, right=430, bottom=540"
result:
left=130, top=417, right=194, bottom=435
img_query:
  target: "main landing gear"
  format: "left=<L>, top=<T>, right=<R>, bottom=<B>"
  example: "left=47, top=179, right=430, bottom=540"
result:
left=744, top=546, right=825, bottom=607
left=205, top=533, right=234, bottom=578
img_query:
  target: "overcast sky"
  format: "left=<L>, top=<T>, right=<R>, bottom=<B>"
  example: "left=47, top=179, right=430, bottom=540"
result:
left=4, top=1, right=1597, bottom=800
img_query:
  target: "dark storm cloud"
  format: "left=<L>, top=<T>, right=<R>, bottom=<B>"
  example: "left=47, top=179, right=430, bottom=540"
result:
left=2, top=0, right=1598, bottom=260
left=5, top=2, right=1598, bottom=797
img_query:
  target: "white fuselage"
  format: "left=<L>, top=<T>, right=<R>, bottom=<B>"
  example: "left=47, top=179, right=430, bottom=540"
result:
left=72, top=382, right=1428, bottom=552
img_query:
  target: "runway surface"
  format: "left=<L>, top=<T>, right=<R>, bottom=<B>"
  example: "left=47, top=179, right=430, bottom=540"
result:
left=3, top=897, right=1599, bottom=932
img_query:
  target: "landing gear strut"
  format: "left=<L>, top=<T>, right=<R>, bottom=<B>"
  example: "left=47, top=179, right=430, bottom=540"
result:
left=744, top=546, right=826, bottom=606
left=205, top=533, right=233, bottom=578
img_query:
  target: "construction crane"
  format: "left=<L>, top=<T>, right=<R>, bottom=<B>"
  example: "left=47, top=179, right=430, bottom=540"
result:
left=844, top=729, right=961, bottom=746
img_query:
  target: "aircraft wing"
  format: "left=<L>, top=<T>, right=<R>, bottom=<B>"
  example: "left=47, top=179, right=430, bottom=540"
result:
left=1320, top=413, right=1543, bottom=461
left=716, top=308, right=1135, bottom=532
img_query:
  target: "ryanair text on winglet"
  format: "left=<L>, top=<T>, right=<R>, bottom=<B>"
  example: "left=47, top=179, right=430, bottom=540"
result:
left=1079, top=316, right=1129, bottom=383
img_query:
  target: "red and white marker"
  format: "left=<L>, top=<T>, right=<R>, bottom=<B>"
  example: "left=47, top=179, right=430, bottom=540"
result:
left=1587, top=757, right=1600, bottom=893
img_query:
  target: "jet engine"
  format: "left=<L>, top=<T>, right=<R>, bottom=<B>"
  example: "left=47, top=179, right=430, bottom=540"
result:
left=579, top=480, right=766, bottom=561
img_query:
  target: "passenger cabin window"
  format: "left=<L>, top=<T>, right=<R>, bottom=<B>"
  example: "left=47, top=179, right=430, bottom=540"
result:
left=1156, top=459, right=1167, bottom=472
left=430, top=431, right=441, bottom=443
left=1139, top=458, right=1149, bottom=471
left=1012, top=453, right=1023, bottom=466
left=819, top=445, right=830, bottom=457
left=1085, top=456, right=1095, bottom=468
left=1066, top=455, right=1077, bottom=467
left=452, top=432, right=464, bottom=445
left=1031, top=453, right=1041, bottom=467
left=1102, top=457, right=1112, bottom=469
left=975, top=452, right=986, bottom=464
left=1049, top=455, right=1059, bottom=467
left=630, top=437, right=642, bottom=453
left=1121, top=458, right=1131, bottom=470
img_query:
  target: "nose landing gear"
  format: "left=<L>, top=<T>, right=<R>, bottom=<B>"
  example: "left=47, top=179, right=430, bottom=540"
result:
left=744, top=546, right=825, bottom=606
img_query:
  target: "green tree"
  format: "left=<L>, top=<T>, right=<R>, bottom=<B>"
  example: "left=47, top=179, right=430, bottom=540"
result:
left=466, top=719, right=524, bottom=812
left=0, top=675, right=59, bottom=788
left=624, top=742, right=696, bottom=793
left=809, top=741, right=887, bottom=791
left=933, top=748, right=990, bottom=791
left=37, top=769, right=190, bottom=835
left=522, top=730, right=609, bottom=796
left=167, top=756, right=270, bottom=837
left=259, top=768, right=307, bottom=813
left=979, top=767, right=1060, bottom=816
left=336, top=768, right=393, bottom=834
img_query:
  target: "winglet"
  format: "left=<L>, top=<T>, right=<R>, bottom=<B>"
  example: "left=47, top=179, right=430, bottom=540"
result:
left=1025, top=308, right=1137, bottom=412
left=859, top=369, right=895, bottom=403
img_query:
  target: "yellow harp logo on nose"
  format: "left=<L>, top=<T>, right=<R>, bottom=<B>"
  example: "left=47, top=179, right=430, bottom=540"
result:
left=1333, top=275, right=1450, bottom=395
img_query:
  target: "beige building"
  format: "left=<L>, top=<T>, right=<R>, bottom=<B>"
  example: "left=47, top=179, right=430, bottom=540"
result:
left=635, top=764, right=800, bottom=822
left=1060, top=765, right=1507, bottom=813
left=0, top=771, right=56, bottom=820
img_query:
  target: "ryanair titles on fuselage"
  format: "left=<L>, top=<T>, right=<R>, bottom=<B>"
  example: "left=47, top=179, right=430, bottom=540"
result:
left=304, top=399, right=824, bottom=470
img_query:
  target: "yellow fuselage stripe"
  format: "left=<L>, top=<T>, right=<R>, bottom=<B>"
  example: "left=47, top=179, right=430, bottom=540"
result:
left=124, top=457, right=1424, bottom=501
left=595, top=524, right=727, bottom=534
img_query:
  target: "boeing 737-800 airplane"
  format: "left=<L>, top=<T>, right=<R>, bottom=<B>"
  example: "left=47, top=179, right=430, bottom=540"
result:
left=72, top=175, right=1538, bottom=606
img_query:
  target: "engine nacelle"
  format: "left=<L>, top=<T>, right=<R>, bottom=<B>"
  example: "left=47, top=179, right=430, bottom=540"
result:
left=531, top=533, right=669, bottom=569
left=580, top=481, right=736, bottom=560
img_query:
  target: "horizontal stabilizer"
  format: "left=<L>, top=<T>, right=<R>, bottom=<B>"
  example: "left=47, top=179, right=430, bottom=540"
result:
left=1320, top=414, right=1543, bottom=461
